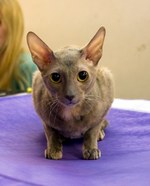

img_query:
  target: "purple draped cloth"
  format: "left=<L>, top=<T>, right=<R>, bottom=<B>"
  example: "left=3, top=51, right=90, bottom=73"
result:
left=0, top=94, right=150, bottom=186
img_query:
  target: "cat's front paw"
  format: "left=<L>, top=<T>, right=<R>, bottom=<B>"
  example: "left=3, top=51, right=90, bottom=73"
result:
left=45, top=148, right=63, bottom=160
left=83, top=148, right=101, bottom=160
left=98, top=129, right=105, bottom=141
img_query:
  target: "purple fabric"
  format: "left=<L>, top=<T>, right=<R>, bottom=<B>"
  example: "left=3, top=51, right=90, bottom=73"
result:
left=0, top=94, right=150, bottom=186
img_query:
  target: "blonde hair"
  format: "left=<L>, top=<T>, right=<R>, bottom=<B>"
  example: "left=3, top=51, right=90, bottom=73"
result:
left=0, top=0, right=27, bottom=91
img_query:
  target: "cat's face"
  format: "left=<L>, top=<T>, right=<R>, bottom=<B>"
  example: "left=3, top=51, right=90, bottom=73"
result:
left=42, top=47, right=97, bottom=107
left=27, top=27, right=106, bottom=107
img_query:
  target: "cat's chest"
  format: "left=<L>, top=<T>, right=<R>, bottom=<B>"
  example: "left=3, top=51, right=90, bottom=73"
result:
left=57, top=118, right=88, bottom=139
left=51, top=108, right=90, bottom=138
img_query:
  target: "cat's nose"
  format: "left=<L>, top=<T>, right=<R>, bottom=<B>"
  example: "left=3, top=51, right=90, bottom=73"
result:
left=65, top=95, right=75, bottom=101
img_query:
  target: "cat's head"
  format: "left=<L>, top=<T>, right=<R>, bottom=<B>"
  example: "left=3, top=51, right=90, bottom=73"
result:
left=27, top=27, right=106, bottom=107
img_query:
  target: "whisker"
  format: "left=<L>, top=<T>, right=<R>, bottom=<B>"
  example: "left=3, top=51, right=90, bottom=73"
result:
left=53, top=102, right=60, bottom=126
left=48, top=100, right=58, bottom=120
left=84, top=98, right=94, bottom=112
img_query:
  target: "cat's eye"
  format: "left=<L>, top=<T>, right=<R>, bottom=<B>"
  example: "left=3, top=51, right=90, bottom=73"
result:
left=50, top=73, right=62, bottom=84
left=77, top=71, right=89, bottom=82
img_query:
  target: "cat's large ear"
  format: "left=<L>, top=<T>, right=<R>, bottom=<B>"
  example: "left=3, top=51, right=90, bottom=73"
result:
left=82, top=27, right=106, bottom=65
left=27, top=32, right=55, bottom=71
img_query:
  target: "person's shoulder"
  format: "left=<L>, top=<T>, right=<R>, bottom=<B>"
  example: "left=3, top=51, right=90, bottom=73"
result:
left=19, top=51, right=37, bottom=72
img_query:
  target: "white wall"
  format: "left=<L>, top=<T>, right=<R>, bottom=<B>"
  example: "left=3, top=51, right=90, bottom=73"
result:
left=20, top=0, right=150, bottom=99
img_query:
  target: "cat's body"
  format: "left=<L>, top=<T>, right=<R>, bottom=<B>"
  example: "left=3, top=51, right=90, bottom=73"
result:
left=33, top=65, right=113, bottom=139
left=27, top=27, right=114, bottom=160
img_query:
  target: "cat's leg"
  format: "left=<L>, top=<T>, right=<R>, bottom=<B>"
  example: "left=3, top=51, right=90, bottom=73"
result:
left=44, top=124, right=63, bottom=160
left=82, top=124, right=101, bottom=160
left=98, top=119, right=108, bottom=141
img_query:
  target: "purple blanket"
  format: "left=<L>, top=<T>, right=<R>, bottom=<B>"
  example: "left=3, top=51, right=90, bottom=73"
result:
left=0, top=94, right=150, bottom=186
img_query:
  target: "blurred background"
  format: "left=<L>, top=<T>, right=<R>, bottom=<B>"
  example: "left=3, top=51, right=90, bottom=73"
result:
left=20, top=0, right=150, bottom=99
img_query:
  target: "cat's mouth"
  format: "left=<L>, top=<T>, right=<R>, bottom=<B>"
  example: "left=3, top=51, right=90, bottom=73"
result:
left=60, top=98, right=80, bottom=107
left=66, top=102, right=76, bottom=106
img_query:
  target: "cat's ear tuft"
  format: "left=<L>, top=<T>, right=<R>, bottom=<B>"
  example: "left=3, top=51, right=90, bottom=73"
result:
left=26, top=32, right=55, bottom=71
left=82, top=27, right=106, bottom=65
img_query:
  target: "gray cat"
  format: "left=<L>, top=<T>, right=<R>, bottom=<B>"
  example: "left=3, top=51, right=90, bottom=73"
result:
left=27, top=27, right=114, bottom=160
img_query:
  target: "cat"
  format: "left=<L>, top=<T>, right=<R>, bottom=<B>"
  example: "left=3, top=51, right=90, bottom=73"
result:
left=27, top=27, right=114, bottom=160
